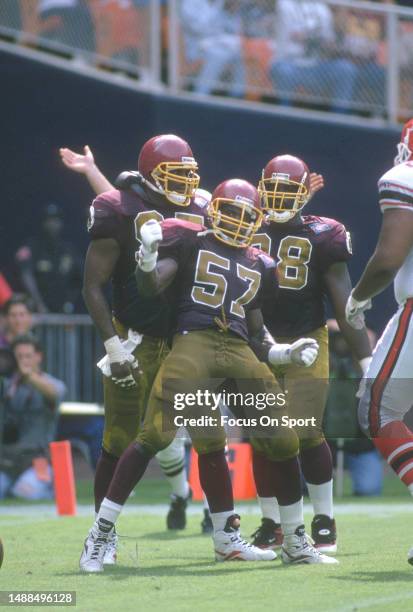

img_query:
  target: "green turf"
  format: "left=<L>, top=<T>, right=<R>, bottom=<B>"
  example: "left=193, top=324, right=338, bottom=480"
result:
left=1, top=503, right=413, bottom=612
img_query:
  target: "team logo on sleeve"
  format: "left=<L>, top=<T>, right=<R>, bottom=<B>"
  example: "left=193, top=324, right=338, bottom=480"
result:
left=308, top=222, right=331, bottom=234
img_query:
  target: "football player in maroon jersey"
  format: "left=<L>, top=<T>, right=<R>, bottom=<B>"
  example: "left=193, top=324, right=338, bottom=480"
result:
left=250, top=155, right=372, bottom=554
left=66, top=135, right=213, bottom=564
left=80, top=178, right=338, bottom=572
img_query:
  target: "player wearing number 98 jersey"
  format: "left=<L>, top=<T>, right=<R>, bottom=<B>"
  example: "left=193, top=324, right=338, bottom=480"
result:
left=85, top=178, right=338, bottom=570
left=80, top=134, right=209, bottom=558
left=250, top=155, right=372, bottom=554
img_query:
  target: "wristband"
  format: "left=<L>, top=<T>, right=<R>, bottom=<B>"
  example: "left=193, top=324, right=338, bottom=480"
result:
left=268, top=344, right=292, bottom=365
left=137, top=245, right=158, bottom=272
left=104, top=335, right=128, bottom=364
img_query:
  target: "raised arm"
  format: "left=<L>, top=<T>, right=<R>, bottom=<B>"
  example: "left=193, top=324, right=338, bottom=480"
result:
left=59, top=145, right=114, bottom=194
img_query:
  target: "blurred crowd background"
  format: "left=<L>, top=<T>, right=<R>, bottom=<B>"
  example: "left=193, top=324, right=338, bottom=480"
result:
left=1, top=0, right=410, bottom=502
left=0, top=0, right=413, bottom=121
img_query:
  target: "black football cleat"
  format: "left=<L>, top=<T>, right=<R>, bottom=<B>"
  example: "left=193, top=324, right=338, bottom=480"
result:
left=311, top=514, right=337, bottom=554
left=166, top=493, right=189, bottom=530
left=251, top=518, right=283, bottom=550
left=201, top=509, right=213, bottom=535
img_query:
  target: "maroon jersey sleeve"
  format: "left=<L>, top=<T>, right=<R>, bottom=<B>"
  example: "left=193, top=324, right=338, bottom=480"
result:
left=158, top=218, right=204, bottom=265
left=87, top=190, right=123, bottom=243
left=316, top=218, right=352, bottom=271
left=248, top=249, right=278, bottom=311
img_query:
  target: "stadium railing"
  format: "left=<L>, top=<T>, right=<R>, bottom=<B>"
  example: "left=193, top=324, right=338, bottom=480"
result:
left=34, top=313, right=103, bottom=404
left=0, top=0, right=412, bottom=123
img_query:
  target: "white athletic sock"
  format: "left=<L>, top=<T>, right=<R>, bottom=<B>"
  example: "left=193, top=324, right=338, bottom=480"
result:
left=257, top=496, right=280, bottom=523
left=307, top=479, right=334, bottom=519
left=203, top=494, right=210, bottom=510
left=156, top=441, right=189, bottom=498
left=97, top=497, right=123, bottom=528
left=167, top=472, right=190, bottom=499
left=279, top=499, right=304, bottom=536
left=210, top=510, right=235, bottom=533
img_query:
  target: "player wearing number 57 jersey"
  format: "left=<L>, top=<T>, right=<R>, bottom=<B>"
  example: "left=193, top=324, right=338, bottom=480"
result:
left=85, top=179, right=337, bottom=570
left=345, top=119, right=413, bottom=565
left=250, top=155, right=372, bottom=554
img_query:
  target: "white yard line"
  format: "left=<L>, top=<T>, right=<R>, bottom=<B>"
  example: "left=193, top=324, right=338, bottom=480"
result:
left=0, top=502, right=412, bottom=519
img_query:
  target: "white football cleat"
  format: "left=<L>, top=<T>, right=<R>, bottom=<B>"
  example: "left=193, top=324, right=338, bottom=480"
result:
left=79, top=531, right=108, bottom=573
left=214, top=514, right=277, bottom=562
left=407, top=547, right=413, bottom=566
left=79, top=518, right=113, bottom=573
left=282, top=525, right=338, bottom=565
left=103, top=529, right=118, bottom=565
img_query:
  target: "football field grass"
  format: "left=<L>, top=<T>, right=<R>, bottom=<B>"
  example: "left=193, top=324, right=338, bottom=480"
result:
left=1, top=478, right=413, bottom=612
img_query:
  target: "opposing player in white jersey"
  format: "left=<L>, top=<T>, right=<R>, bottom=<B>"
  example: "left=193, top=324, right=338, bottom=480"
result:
left=345, top=119, right=413, bottom=564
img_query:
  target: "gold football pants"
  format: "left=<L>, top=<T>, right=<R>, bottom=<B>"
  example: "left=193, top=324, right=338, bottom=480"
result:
left=137, top=329, right=299, bottom=460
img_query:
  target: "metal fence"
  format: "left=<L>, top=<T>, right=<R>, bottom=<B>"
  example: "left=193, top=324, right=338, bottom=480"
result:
left=34, top=314, right=103, bottom=403
left=0, top=1, right=412, bottom=122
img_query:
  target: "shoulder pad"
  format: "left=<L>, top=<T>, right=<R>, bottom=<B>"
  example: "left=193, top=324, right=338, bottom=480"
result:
left=379, top=163, right=413, bottom=194
left=94, top=189, right=146, bottom=218
left=161, top=217, right=205, bottom=240
left=307, top=215, right=346, bottom=234
left=91, top=191, right=121, bottom=217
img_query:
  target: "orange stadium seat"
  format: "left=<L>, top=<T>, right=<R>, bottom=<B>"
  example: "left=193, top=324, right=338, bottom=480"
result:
left=89, top=0, right=149, bottom=65
left=242, top=37, right=273, bottom=101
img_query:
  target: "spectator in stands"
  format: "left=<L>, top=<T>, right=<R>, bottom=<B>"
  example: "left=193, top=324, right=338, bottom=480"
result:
left=269, top=0, right=358, bottom=113
left=181, top=0, right=246, bottom=97
left=241, top=0, right=274, bottom=37
left=325, top=320, right=383, bottom=496
left=38, top=0, right=95, bottom=52
left=0, top=335, right=66, bottom=500
left=333, top=4, right=387, bottom=113
left=0, top=295, right=34, bottom=349
left=15, top=204, right=83, bottom=314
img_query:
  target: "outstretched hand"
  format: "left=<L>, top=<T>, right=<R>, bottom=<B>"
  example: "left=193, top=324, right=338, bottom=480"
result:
left=59, top=145, right=95, bottom=174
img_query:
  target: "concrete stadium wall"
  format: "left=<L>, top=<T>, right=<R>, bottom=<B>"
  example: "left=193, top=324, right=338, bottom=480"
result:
left=1, top=48, right=400, bottom=332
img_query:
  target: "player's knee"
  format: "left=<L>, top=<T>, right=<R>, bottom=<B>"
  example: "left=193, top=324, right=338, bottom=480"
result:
left=103, top=427, right=136, bottom=458
left=136, top=428, right=176, bottom=457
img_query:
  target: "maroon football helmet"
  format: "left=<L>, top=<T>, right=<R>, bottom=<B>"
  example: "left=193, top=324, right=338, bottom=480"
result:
left=209, top=178, right=263, bottom=247
left=394, top=118, right=413, bottom=165
left=138, top=134, right=200, bottom=206
left=258, top=155, right=310, bottom=223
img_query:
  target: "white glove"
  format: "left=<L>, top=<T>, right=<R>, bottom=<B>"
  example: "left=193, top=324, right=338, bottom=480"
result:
left=345, top=293, right=372, bottom=330
left=102, top=335, right=140, bottom=388
left=136, top=219, right=163, bottom=272
left=268, top=338, right=319, bottom=367
left=104, top=335, right=131, bottom=365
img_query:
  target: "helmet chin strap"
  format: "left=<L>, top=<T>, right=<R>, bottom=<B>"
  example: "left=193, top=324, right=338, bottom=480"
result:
left=143, top=175, right=188, bottom=204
